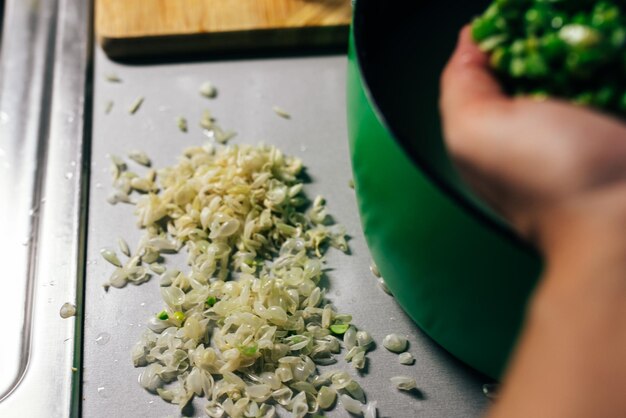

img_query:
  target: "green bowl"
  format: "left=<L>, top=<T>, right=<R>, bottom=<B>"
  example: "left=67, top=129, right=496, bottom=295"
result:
left=347, top=1, right=543, bottom=379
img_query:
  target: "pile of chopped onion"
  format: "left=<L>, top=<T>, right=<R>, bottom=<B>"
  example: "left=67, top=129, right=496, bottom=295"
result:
left=105, top=143, right=377, bottom=417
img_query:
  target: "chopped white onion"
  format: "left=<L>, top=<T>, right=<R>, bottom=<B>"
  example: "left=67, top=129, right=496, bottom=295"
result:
left=365, top=401, right=378, bottom=418
left=382, top=333, right=408, bottom=353
left=105, top=143, right=378, bottom=415
left=356, top=330, right=373, bottom=348
left=339, top=393, right=364, bottom=415
left=138, top=363, right=163, bottom=393
left=390, top=375, right=418, bottom=391
left=399, top=352, right=415, bottom=365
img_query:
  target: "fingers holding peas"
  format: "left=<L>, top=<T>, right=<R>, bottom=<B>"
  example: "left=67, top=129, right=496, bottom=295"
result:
left=472, top=0, right=626, bottom=114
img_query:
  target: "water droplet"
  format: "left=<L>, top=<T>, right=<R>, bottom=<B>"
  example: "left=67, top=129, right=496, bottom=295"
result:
left=60, top=302, right=76, bottom=318
left=97, top=386, right=109, bottom=398
left=143, top=120, right=156, bottom=131
left=483, top=383, right=499, bottom=400
left=300, top=144, right=307, bottom=152
left=95, top=332, right=110, bottom=345
left=369, top=261, right=381, bottom=278
left=203, top=129, right=215, bottom=140
left=0, top=148, right=5, bottom=157
left=140, top=302, right=146, bottom=307
left=0, top=111, right=9, bottom=124
left=95, top=182, right=102, bottom=189
left=65, top=172, right=74, bottom=180
left=378, top=278, right=393, bottom=296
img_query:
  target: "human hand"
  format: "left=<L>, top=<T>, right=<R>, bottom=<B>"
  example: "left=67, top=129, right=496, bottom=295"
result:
left=440, top=26, right=626, bottom=256
left=441, top=27, right=626, bottom=418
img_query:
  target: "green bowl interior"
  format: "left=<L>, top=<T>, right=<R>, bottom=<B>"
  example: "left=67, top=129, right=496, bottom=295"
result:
left=353, top=1, right=515, bottom=233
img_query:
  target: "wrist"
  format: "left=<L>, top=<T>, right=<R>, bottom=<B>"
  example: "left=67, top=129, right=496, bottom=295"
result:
left=531, top=185, right=626, bottom=267
left=528, top=187, right=626, bottom=319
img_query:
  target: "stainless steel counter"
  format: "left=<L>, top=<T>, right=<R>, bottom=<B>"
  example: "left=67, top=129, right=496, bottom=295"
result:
left=82, top=45, right=489, bottom=417
left=0, top=0, right=88, bottom=417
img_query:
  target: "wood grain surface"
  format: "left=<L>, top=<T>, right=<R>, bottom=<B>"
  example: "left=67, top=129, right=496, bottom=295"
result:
left=96, top=0, right=352, bottom=59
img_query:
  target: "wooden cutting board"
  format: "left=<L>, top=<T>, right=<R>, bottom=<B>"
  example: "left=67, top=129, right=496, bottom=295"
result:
left=96, top=0, right=353, bottom=59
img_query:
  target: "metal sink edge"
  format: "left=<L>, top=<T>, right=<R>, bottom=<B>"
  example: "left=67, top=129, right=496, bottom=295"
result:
left=0, top=0, right=91, bottom=416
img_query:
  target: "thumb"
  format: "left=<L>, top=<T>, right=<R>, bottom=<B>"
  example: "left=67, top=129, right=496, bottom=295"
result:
left=439, top=26, right=510, bottom=157
left=440, top=25, right=505, bottom=121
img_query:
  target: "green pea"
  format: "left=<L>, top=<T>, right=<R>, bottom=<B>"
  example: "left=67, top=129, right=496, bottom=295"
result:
left=511, top=39, right=527, bottom=55
left=525, top=8, right=542, bottom=26
left=510, top=57, right=527, bottom=77
left=541, top=32, right=566, bottom=61
left=611, top=27, right=626, bottom=47
left=330, top=323, right=350, bottom=335
left=484, top=3, right=501, bottom=19
left=551, top=13, right=567, bottom=30
left=491, top=46, right=513, bottom=71
left=525, top=53, right=550, bottom=78
left=472, top=16, right=502, bottom=42
left=525, top=7, right=552, bottom=33
left=495, top=16, right=510, bottom=31
left=173, top=311, right=185, bottom=322
left=239, top=344, right=258, bottom=356
left=527, top=36, right=541, bottom=52
left=205, top=295, right=218, bottom=307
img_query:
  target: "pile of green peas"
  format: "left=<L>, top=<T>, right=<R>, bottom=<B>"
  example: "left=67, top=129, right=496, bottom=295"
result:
left=472, top=0, right=626, bottom=114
